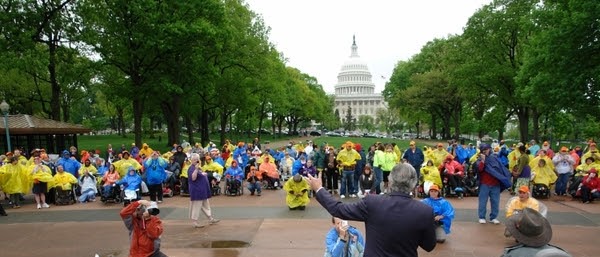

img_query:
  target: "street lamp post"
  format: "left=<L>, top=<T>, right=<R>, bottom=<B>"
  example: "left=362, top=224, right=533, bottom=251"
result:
left=0, top=100, right=11, bottom=153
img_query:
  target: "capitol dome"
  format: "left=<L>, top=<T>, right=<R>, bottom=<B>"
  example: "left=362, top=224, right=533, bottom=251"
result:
left=333, top=36, right=386, bottom=122
left=335, top=36, right=376, bottom=95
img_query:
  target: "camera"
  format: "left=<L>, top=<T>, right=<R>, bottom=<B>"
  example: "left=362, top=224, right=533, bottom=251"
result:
left=340, top=220, right=349, bottom=231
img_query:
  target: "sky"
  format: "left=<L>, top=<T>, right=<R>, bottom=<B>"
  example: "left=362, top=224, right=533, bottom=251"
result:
left=245, top=0, right=492, bottom=94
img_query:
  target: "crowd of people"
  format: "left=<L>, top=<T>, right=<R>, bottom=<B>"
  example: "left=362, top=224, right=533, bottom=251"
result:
left=0, top=136, right=589, bottom=257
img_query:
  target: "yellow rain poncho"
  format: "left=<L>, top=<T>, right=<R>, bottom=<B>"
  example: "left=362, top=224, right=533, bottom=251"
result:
left=581, top=151, right=600, bottom=165
left=1, top=163, right=31, bottom=194
left=283, top=176, right=310, bottom=208
left=507, top=150, right=522, bottom=171
left=202, top=160, right=224, bottom=176
left=531, top=165, right=558, bottom=187
left=422, top=147, right=434, bottom=166
left=113, top=158, right=142, bottom=177
left=529, top=156, right=554, bottom=171
left=420, top=165, right=442, bottom=189
left=29, top=164, right=54, bottom=192
left=78, top=164, right=98, bottom=176
left=394, top=145, right=402, bottom=163
left=469, top=149, right=481, bottom=164
left=431, top=149, right=450, bottom=168
left=139, top=143, right=154, bottom=159
left=257, top=154, right=275, bottom=165
left=53, top=171, right=78, bottom=190
left=181, top=160, right=192, bottom=178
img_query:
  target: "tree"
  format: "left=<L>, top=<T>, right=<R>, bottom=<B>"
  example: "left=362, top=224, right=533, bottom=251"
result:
left=462, top=0, right=539, bottom=142
left=76, top=0, right=226, bottom=146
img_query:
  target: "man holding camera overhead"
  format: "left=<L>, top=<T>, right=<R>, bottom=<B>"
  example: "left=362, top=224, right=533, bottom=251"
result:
left=120, top=200, right=166, bottom=257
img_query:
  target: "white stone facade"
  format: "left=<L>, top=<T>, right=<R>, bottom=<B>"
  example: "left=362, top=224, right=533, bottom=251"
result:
left=333, top=36, right=387, bottom=122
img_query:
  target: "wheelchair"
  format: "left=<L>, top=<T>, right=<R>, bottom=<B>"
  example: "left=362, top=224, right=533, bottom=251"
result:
left=54, top=185, right=77, bottom=205
left=224, top=176, right=244, bottom=196
left=121, top=187, right=141, bottom=207
left=101, top=184, right=123, bottom=204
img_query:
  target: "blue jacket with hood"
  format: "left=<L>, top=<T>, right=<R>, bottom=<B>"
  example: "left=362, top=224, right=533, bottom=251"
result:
left=143, top=157, right=167, bottom=185
left=118, top=168, right=143, bottom=191
left=57, top=150, right=81, bottom=178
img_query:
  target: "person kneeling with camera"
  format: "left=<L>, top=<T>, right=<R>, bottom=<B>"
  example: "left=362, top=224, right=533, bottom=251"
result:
left=120, top=200, right=166, bottom=257
left=324, top=217, right=365, bottom=257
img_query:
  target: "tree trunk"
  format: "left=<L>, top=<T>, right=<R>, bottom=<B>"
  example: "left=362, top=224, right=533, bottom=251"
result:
left=453, top=104, right=462, bottom=140
left=516, top=107, right=530, bottom=143
left=532, top=109, right=540, bottom=142
left=133, top=99, right=144, bottom=147
left=48, top=41, right=61, bottom=121
left=149, top=116, right=155, bottom=139
left=200, top=105, right=210, bottom=146
left=430, top=114, right=437, bottom=140
left=219, top=107, right=228, bottom=146
left=160, top=100, right=181, bottom=147
left=116, top=106, right=125, bottom=137
left=185, top=116, right=194, bottom=145
left=257, top=102, right=267, bottom=141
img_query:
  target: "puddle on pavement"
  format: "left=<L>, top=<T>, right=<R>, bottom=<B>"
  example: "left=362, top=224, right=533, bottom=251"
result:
left=189, top=240, right=250, bottom=248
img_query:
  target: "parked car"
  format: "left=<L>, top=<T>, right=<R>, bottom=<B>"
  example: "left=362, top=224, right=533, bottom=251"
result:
left=326, top=131, right=342, bottom=137
left=309, top=131, right=322, bottom=136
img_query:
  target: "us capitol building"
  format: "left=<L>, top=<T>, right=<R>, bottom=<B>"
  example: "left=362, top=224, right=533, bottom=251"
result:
left=333, top=36, right=387, bottom=122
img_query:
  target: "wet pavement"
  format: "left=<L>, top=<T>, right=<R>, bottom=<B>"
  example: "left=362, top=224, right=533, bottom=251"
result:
left=1, top=188, right=599, bottom=257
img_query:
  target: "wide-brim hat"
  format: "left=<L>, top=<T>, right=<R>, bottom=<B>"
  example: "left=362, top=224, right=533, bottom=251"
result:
left=506, top=208, right=552, bottom=247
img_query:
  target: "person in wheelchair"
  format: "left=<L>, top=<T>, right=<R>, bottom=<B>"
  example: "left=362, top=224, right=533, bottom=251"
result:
left=420, top=160, right=443, bottom=194
left=531, top=159, right=557, bottom=198
left=52, top=165, right=78, bottom=204
left=101, top=164, right=120, bottom=200
left=246, top=166, right=263, bottom=196
left=117, top=167, right=143, bottom=202
left=223, top=160, right=244, bottom=195
left=260, top=156, right=281, bottom=189
left=202, top=156, right=224, bottom=192
left=439, top=154, right=464, bottom=194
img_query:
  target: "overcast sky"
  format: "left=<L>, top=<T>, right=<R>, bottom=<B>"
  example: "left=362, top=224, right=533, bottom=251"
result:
left=245, top=0, right=492, bottom=93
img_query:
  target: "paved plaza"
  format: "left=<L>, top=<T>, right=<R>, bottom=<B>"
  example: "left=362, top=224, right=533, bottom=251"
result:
left=0, top=188, right=598, bottom=257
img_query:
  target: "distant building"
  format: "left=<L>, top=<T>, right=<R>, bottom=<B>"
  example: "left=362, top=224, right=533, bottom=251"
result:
left=333, top=36, right=387, bottom=123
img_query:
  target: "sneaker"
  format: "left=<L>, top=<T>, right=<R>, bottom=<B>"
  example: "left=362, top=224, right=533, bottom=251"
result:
left=491, top=219, right=501, bottom=225
left=157, top=200, right=163, bottom=204
left=42, top=203, right=50, bottom=208
left=340, top=195, right=346, bottom=199
left=350, top=194, right=357, bottom=198
left=209, top=218, right=220, bottom=225
left=478, top=219, right=487, bottom=224
left=37, top=204, right=41, bottom=209
left=250, top=191, right=255, bottom=196
left=193, top=222, right=205, bottom=228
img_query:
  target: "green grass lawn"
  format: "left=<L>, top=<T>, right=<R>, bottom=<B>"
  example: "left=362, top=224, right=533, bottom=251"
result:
left=78, top=133, right=297, bottom=154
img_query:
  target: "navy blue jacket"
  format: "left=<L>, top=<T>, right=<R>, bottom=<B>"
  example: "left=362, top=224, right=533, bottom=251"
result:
left=403, top=148, right=425, bottom=169
left=315, top=189, right=436, bottom=257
